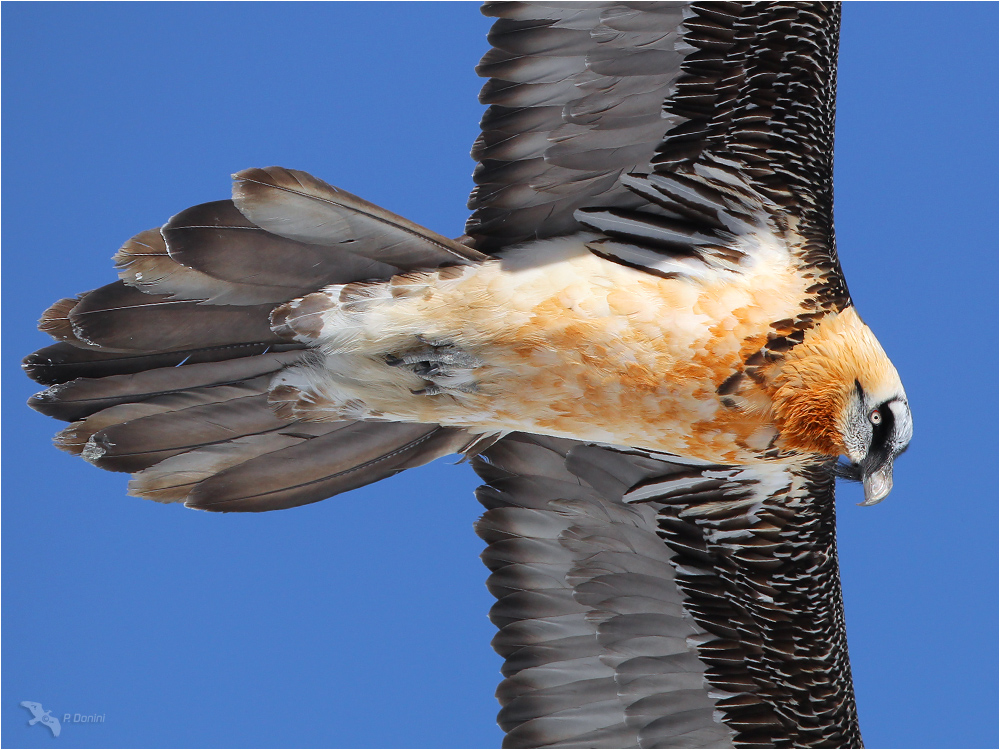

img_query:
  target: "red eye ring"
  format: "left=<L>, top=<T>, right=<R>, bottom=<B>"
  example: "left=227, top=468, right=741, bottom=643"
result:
left=869, top=409, right=881, bottom=425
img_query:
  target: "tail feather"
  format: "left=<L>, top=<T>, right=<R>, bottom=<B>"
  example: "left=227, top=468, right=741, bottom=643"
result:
left=23, top=341, right=305, bottom=387
left=128, top=432, right=318, bottom=503
left=68, top=281, right=283, bottom=352
left=185, top=421, right=474, bottom=512
left=26, top=166, right=488, bottom=512
left=55, top=401, right=190, bottom=456
left=115, top=225, right=293, bottom=306
left=28, top=352, right=303, bottom=421
left=162, top=200, right=399, bottom=300
left=52, top=381, right=269, bottom=461
left=232, top=167, right=488, bottom=267
left=38, top=296, right=89, bottom=345
left=78, top=393, right=288, bottom=473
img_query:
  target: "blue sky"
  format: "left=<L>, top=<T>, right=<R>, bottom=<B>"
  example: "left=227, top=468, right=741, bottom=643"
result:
left=3, top=3, right=996, bottom=748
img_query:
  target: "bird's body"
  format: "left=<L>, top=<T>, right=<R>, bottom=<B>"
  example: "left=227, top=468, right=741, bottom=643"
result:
left=274, top=235, right=796, bottom=456
left=271, top=233, right=899, bottom=469
left=23, top=3, right=915, bottom=746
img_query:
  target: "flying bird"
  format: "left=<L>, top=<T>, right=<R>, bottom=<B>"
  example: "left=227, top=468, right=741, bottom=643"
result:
left=20, top=702, right=61, bottom=737
left=24, top=3, right=913, bottom=748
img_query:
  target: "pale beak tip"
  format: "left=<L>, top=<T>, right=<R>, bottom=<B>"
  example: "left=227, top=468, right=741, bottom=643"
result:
left=859, top=465, right=893, bottom=507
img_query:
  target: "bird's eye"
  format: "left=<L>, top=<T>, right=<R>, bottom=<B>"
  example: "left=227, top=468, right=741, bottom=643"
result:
left=869, top=409, right=881, bottom=425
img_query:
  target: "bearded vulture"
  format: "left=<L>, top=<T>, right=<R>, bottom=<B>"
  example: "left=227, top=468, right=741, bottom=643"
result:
left=24, top=3, right=913, bottom=748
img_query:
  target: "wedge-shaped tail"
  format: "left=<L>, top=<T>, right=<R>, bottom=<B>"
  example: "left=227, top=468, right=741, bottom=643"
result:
left=25, top=167, right=484, bottom=511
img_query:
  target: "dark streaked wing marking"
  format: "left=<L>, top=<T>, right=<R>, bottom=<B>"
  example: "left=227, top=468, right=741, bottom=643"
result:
left=473, top=434, right=861, bottom=748
left=468, top=3, right=849, bottom=313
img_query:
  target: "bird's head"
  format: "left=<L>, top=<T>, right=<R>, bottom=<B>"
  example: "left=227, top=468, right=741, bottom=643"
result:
left=767, top=307, right=912, bottom=505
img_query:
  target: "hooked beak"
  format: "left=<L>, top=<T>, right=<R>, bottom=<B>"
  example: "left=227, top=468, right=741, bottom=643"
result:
left=859, top=463, right=893, bottom=506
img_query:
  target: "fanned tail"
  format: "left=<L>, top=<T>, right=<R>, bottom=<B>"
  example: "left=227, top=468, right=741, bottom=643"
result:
left=25, top=167, right=487, bottom=512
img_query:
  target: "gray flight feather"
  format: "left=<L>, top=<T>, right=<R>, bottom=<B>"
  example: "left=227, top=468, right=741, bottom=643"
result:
left=473, top=433, right=861, bottom=747
left=473, top=434, right=736, bottom=749
left=468, top=2, right=850, bottom=316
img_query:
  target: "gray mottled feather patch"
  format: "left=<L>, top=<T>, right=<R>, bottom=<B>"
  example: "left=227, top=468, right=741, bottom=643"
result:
left=473, top=433, right=735, bottom=749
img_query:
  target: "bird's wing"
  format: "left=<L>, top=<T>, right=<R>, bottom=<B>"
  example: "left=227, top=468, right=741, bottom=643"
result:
left=468, top=2, right=848, bottom=314
left=20, top=701, right=43, bottom=717
left=473, top=434, right=861, bottom=748
left=24, top=167, right=483, bottom=512
left=467, top=0, right=692, bottom=251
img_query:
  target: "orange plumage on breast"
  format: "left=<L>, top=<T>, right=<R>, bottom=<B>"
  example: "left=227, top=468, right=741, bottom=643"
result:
left=270, top=232, right=902, bottom=473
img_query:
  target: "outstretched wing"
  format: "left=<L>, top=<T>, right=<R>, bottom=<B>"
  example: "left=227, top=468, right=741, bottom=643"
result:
left=469, top=1, right=848, bottom=315
left=19, top=701, right=44, bottom=718
left=467, top=1, right=691, bottom=251
left=473, top=434, right=860, bottom=748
